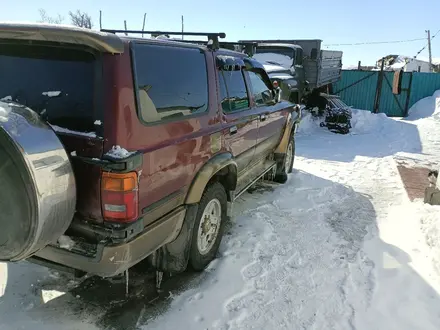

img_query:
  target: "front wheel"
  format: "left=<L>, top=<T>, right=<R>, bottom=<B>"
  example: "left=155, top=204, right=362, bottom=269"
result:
left=189, top=182, right=227, bottom=271
left=274, top=135, right=295, bottom=184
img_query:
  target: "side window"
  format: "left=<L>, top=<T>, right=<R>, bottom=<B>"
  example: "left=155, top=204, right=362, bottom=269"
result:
left=218, top=69, right=250, bottom=112
left=133, top=43, right=208, bottom=123
left=247, top=70, right=274, bottom=106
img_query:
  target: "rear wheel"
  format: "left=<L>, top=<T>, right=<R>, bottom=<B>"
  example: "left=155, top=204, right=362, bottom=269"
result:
left=189, top=182, right=227, bottom=271
left=273, top=135, right=295, bottom=184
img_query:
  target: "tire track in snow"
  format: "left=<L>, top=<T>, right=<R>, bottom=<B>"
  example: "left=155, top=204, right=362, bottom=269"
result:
left=214, top=169, right=377, bottom=330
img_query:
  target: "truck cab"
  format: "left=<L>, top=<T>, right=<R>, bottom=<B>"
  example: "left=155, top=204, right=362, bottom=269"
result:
left=239, top=39, right=343, bottom=105
left=252, top=44, right=306, bottom=103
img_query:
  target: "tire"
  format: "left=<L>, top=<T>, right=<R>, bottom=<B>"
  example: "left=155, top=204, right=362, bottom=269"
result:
left=189, top=182, right=227, bottom=271
left=274, top=134, right=295, bottom=184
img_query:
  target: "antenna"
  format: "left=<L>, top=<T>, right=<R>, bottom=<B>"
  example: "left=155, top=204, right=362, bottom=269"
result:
left=142, top=13, right=146, bottom=38
left=181, top=15, right=184, bottom=40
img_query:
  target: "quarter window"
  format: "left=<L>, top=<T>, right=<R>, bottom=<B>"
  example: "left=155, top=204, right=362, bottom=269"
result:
left=133, top=44, right=208, bottom=123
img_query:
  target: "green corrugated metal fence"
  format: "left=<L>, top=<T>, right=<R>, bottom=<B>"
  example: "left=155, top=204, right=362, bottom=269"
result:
left=333, top=70, right=440, bottom=117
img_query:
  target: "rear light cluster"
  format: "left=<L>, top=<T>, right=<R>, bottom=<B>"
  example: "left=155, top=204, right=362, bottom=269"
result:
left=101, top=172, right=139, bottom=223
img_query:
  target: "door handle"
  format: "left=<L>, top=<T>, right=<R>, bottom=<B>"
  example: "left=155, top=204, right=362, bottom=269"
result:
left=260, top=114, right=267, bottom=122
left=229, top=126, right=238, bottom=135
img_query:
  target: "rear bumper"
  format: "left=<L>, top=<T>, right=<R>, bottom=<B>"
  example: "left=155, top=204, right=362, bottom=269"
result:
left=33, top=207, right=186, bottom=277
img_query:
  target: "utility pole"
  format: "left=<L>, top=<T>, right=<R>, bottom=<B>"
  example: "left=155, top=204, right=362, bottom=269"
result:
left=427, top=29, right=433, bottom=72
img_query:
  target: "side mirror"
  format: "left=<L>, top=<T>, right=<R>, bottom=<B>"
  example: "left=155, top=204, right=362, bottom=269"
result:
left=290, top=66, right=297, bottom=77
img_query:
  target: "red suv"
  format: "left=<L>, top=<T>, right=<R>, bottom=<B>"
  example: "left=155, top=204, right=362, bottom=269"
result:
left=0, top=24, right=300, bottom=278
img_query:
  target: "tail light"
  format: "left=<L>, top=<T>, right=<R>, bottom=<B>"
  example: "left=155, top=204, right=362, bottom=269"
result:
left=101, top=172, right=139, bottom=223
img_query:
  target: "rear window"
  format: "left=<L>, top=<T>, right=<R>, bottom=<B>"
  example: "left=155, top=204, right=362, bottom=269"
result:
left=0, top=43, right=99, bottom=133
left=133, top=43, right=209, bottom=123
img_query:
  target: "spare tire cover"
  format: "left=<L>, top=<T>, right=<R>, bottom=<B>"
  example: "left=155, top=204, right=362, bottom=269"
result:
left=0, top=101, right=76, bottom=261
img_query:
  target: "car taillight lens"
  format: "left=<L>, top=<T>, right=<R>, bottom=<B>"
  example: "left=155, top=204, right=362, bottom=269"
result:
left=101, top=172, right=139, bottom=223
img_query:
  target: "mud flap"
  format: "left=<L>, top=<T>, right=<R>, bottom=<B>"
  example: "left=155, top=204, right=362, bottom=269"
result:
left=150, top=204, right=199, bottom=273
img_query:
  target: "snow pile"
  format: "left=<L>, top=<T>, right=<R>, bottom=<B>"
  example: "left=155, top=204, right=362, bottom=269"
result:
left=349, top=109, right=388, bottom=134
left=297, top=111, right=321, bottom=134
left=105, top=145, right=135, bottom=159
left=297, top=108, right=389, bottom=135
left=407, top=89, right=440, bottom=120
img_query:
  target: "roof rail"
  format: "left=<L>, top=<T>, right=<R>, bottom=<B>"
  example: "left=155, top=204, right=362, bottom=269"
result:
left=100, top=29, right=226, bottom=50
left=178, top=40, right=257, bottom=56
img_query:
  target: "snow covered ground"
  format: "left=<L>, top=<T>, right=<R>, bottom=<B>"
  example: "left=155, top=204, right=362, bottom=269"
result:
left=1, top=92, right=440, bottom=330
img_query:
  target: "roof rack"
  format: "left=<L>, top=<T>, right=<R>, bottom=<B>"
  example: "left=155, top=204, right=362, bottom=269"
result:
left=100, top=29, right=226, bottom=50
left=177, top=40, right=257, bottom=56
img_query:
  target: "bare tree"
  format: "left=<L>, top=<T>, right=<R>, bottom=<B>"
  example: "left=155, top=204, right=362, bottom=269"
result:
left=69, top=10, right=93, bottom=29
left=38, top=8, right=64, bottom=24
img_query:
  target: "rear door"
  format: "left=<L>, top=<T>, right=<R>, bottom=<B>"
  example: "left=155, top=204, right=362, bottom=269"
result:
left=245, top=68, right=286, bottom=163
left=0, top=42, right=105, bottom=222
left=131, top=43, right=217, bottom=226
left=217, top=58, right=258, bottom=173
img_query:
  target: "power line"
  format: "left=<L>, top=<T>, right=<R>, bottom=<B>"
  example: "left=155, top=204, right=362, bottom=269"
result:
left=415, top=29, right=440, bottom=58
left=324, top=37, right=426, bottom=47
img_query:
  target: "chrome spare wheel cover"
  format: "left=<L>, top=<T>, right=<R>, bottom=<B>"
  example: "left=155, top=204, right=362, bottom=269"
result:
left=197, top=198, right=222, bottom=255
left=0, top=101, right=76, bottom=260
